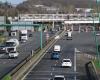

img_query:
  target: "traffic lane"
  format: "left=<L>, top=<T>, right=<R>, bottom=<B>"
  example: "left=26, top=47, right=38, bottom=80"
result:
left=24, top=35, right=75, bottom=80
left=71, top=32, right=98, bottom=80
left=72, top=32, right=96, bottom=54
left=0, top=32, right=55, bottom=78
left=25, top=31, right=100, bottom=80
left=18, top=32, right=52, bottom=58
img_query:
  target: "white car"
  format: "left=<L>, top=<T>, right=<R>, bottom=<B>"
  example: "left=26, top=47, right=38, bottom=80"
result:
left=96, top=33, right=100, bottom=36
left=61, top=59, right=72, bottom=67
left=53, top=75, right=65, bottom=80
left=55, top=35, right=60, bottom=39
left=9, top=51, right=19, bottom=58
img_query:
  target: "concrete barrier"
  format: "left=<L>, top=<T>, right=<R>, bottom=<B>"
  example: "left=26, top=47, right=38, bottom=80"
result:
left=85, top=61, right=99, bottom=80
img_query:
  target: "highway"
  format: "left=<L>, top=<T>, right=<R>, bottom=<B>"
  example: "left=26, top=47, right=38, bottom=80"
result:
left=0, top=31, right=55, bottom=79
left=24, top=31, right=100, bottom=80
left=0, top=31, right=100, bottom=79
left=24, top=32, right=75, bottom=80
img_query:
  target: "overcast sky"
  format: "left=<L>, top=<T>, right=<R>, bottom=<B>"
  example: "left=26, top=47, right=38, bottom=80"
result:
left=0, top=0, right=26, bottom=5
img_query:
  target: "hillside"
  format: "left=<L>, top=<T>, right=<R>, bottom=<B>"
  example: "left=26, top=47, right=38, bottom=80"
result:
left=16, top=0, right=100, bottom=14
left=0, top=0, right=100, bottom=16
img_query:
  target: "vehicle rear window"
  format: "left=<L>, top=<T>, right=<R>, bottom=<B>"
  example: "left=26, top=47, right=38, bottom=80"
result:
left=54, top=77, right=64, bottom=80
left=63, top=60, right=70, bottom=62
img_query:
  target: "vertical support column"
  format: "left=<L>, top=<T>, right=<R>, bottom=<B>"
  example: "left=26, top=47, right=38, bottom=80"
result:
left=45, top=26, right=47, bottom=32
left=52, top=21, right=55, bottom=31
left=71, top=24, right=74, bottom=32
left=86, top=27, right=88, bottom=32
left=40, top=24, right=43, bottom=49
left=32, top=27, right=34, bottom=32
left=79, top=25, right=81, bottom=33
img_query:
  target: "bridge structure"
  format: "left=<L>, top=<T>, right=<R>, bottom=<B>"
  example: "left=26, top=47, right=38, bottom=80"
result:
left=18, top=13, right=100, bottom=31
left=19, top=13, right=100, bottom=24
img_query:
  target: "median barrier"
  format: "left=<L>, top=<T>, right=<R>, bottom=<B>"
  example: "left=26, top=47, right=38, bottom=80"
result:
left=1, top=30, right=64, bottom=80
left=11, top=31, right=64, bottom=80
left=85, top=61, right=99, bottom=80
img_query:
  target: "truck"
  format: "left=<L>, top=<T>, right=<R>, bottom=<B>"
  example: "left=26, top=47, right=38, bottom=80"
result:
left=10, top=30, right=17, bottom=36
left=5, top=39, right=19, bottom=47
left=5, top=39, right=19, bottom=53
left=19, top=30, right=28, bottom=42
left=66, top=30, right=72, bottom=40
left=51, top=45, right=61, bottom=59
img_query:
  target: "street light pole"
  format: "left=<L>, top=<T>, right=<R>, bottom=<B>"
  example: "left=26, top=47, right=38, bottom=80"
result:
left=74, top=48, right=77, bottom=80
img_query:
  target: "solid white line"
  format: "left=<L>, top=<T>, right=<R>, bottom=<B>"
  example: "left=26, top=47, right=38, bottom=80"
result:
left=27, top=73, right=51, bottom=76
left=52, top=68, right=55, bottom=71
left=25, top=78, right=50, bottom=80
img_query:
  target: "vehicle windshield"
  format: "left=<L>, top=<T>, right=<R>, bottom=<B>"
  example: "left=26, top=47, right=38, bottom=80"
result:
left=52, top=52, right=59, bottom=55
left=54, top=77, right=64, bottom=80
left=5, top=42, right=16, bottom=46
left=7, top=48, right=15, bottom=52
left=10, top=51, right=16, bottom=53
left=21, top=34, right=27, bottom=36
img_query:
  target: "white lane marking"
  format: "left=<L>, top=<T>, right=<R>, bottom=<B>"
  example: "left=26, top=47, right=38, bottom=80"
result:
left=27, top=73, right=51, bottom=76
left=29, top=70, right=78, bottom=74
left=25, top=78, right=50, bottom=80
left=52, top=68, right=55, bottom=71
left=50, top=73, right=52, bottom=75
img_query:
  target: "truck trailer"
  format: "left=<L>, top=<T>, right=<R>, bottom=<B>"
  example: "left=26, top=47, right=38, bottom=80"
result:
left=19, top=30, right=28, bottom=42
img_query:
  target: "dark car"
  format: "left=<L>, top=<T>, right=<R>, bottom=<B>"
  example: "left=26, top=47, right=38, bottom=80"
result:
left=29, top=34, right=32, bottom=37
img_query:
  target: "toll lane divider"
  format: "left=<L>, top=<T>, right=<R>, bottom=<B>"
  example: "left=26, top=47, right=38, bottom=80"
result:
left=1, top=30, right=64, bottom=80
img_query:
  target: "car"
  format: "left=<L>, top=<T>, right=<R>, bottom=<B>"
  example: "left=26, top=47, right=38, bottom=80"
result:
left=29, top=34, right=32, bottom=37
left=61, top=59, right=72, bottom=67
left=96, top=33, right=100, bottom=36
left=0, top=45, right=6, bottom=53
left=55, top=35, right=60, bottom=39
left=53, top=75, right=65, bottom=80
left=21, top=39, right=27, bottom=43
left=64, top=32, right=68, bottom=36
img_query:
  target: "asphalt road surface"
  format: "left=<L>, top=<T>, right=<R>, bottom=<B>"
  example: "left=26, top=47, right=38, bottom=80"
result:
left=24, top=31, right=100, bottom=80
left=0, top=31, right=55, bottom=79
left=24, top=33, right=75, bottom=80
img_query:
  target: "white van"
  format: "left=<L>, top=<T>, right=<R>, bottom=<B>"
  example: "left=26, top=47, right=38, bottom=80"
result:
left=54, top=45, right=61, bottom=52
left=20, top=30, right=28, bottom=42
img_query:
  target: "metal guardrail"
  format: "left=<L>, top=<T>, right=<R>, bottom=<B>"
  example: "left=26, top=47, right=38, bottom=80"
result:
left=1, top=30, right=63, bottom=80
